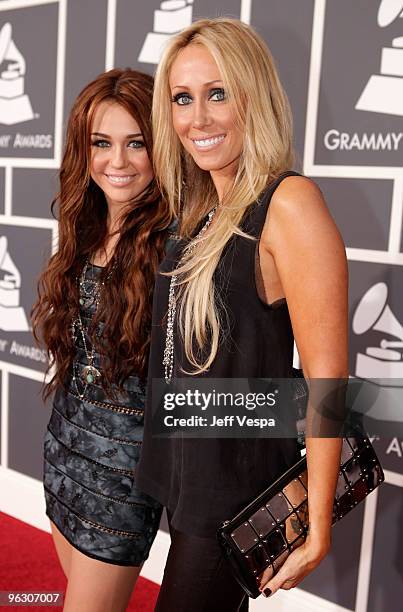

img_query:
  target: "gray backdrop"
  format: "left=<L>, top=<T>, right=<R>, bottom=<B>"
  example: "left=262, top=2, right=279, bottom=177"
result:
left=0, top=1, right=402, bottom=610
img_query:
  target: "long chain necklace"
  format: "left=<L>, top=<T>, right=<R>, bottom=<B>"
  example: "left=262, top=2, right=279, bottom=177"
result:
left=71, top=258, right=114, bottom=399
left=163, top=206, right=217, bottom=384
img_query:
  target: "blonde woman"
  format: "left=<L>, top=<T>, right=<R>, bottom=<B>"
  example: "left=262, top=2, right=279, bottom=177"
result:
left=137, top=18, right=348, bottom=611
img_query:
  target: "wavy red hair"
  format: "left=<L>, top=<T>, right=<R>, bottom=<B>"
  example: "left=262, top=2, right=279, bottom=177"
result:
left=32, top=68, right=171, bottom=397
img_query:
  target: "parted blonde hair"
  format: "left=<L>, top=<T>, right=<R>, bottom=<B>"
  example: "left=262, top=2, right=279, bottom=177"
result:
left=152, top=17, right=294, bottom=373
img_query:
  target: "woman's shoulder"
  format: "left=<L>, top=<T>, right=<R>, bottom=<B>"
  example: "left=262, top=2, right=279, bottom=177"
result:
left=262, top=174, right=340, bottom=251
left=261, top=176, right=344, bottom=266
left=266, top=174, right=330, bottom=230
left=271, top=175, right=324, bottom=215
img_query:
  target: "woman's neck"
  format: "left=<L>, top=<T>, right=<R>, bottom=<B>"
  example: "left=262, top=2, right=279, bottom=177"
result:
left=210, top=161, right=238, bottom=202
left=91, top=215, right=121, bottom=267
left=107, top=206, right=124, bottom=234
left=92, top=197, right=128, bottom=265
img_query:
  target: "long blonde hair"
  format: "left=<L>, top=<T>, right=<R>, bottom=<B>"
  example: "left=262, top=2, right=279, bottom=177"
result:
left=153, top=18, right=294, bottom=373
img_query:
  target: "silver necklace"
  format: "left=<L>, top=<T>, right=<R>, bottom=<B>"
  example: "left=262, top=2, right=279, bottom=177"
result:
left=163, top=206, right=217, bottom=384
left=72, top=258, right=113, bottom=398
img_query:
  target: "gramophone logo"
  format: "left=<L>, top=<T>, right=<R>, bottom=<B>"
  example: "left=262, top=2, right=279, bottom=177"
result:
left=352, top=281, right=403, bottom=425
left=353, top=282, right=403, bottom=379
left=138, top=0, right=194, bottom=64
left=356, top=0, right=403, bottom=116
left=0, top=22, right=35, bottom=125
left=0, top=235, right=29, bottom=331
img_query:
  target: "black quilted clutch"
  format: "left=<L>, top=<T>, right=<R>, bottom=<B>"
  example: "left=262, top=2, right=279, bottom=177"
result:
left=217, top=436, right=384, bottom=599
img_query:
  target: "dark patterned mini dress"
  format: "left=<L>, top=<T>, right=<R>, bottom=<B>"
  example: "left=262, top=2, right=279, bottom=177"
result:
left=43, top=262, right=162, bottom=566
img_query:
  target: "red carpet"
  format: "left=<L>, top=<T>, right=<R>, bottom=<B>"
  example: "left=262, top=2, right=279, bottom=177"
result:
left=0, top=512, right=159, bottom=611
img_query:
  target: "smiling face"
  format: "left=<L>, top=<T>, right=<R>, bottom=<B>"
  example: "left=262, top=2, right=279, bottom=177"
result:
left=169, top=44, right=244, bottom=193
left=90, top=101, right=154, bottom=213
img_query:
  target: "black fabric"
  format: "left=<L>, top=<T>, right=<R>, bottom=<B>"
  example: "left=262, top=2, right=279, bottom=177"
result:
left=136, top=171, right=302, bottom=538
left=155, top=514, right=249, bottom=612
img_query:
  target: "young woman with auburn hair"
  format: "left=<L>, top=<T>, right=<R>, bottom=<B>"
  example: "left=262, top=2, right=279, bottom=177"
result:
left=32, top=69, right=172, bottom=612
left=136, top=18, right=348, bottom=610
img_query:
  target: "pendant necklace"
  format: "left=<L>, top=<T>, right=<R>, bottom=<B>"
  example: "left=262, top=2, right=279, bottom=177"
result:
left=72, top=258, right=114, bottom=398
left=163, top=206, right=217, bottom=384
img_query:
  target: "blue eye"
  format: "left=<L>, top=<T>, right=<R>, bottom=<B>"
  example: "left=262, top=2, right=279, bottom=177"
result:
left=128, top=140, right=145, bottom=149
left=172, top=92, right=192, bottom=106
left=91, top=139, right=144, bottom=149
left=210, top=88, right=226, bottom=102
left=91, top=139, right=110, bottom=148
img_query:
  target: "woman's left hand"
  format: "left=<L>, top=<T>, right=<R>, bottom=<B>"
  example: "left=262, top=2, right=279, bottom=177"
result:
left=259, top=538, right=330, bottom=598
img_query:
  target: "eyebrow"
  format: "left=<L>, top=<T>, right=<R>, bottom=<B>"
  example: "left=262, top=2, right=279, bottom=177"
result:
left=171, top=79, right=223, bottom=90
left=91, top=132, right=143, bottom=138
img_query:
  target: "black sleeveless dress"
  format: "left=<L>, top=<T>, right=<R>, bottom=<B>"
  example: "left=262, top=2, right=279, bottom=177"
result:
left=136, top=172, right=301, bottom=538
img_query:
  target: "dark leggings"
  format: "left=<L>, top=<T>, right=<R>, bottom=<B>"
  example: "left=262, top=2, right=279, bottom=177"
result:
left=155, top=516, right=249, bottom=612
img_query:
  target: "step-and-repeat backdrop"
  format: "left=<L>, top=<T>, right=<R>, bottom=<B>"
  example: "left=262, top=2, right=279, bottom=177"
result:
left=0, top=1, right=402, bottom=610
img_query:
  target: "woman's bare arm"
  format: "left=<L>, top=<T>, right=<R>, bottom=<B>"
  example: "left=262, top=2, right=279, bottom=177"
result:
left=259, top=175, right=348, bottom=596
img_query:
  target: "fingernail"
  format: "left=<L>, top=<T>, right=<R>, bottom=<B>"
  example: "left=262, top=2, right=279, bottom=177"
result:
left=263, top=588, right=272, bottom=597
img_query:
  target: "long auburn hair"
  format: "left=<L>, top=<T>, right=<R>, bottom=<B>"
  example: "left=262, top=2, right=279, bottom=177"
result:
left=32, top=68, right=171, bottom=398
left=153, top=18, right=294, bottom=373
